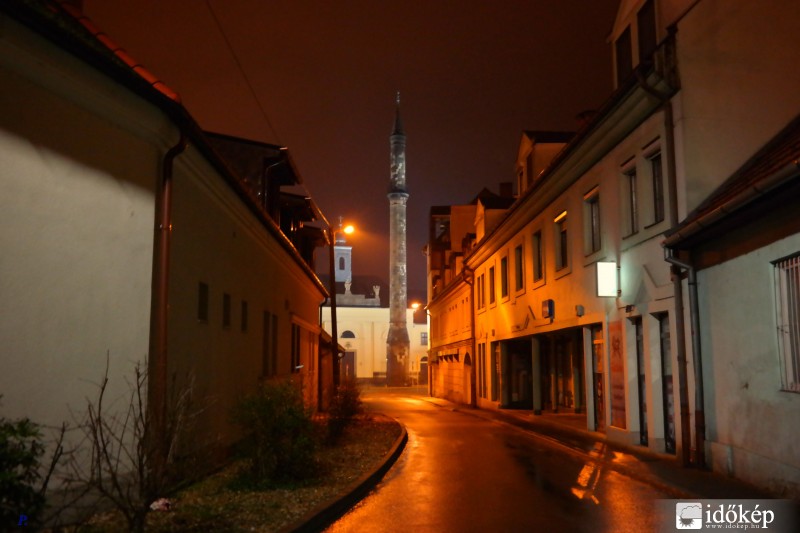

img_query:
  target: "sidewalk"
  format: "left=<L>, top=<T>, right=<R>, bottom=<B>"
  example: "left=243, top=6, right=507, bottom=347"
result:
left=420, top=395, right=774, bottom=500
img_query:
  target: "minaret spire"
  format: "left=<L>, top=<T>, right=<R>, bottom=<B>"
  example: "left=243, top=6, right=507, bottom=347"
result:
left=393, top=91, right=404, bottom=136
left=387, top=92, right=410, bottom=386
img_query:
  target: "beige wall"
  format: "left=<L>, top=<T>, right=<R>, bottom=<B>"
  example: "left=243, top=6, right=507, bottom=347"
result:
left=0, top=13, right=164, bottom=448
left=698, top=233, right=800, bottom=497
left=673, top=0, right=800, bottom=215
left=0, top=12, right=326, bottom=463
left=168, top=148, right=325, bottom=447
left=321, top=306, right=428, bottom=382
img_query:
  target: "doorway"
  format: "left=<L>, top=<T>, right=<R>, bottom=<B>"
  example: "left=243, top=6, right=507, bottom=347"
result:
left=591, top=325, right=605, bottom=431
left=341, top=351, right=356, bottom=380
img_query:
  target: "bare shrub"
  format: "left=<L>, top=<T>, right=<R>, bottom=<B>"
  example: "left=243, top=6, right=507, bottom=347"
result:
left=60, top=356, right=197, bottom=532
left=231, top=379, right=318, bottom=487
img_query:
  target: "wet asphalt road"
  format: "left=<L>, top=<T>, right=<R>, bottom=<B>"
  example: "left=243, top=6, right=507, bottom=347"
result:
left=324, top=387, right=671, bottom=533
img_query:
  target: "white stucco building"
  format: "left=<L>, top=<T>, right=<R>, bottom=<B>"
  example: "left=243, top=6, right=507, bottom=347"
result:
left=321, top=232, right=429, bottom=384
left=0, top=0, right=331, bottom=471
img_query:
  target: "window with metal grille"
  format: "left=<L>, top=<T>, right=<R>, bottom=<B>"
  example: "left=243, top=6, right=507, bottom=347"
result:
left=775, top=253, right=800, bottom=392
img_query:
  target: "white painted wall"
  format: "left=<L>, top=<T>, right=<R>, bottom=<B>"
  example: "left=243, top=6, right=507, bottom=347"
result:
left=0, top=13, right=165, bottom=452
left=698, top=233, right=800, bottom=497
left=673, top=0, right=800, bottom=215
left=320, top=306, right=428, bottom=382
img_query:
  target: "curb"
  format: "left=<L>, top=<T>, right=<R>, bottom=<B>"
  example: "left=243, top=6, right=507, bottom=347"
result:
left=423, top=397, right=765, bottom=500
left=282, top=418, right=409, bottom=533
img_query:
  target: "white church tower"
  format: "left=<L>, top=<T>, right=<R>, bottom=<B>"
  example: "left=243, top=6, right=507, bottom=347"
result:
left=386, top=92, right=410, bottom=386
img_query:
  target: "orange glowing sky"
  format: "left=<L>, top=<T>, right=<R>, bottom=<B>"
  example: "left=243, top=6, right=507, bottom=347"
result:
left=85, top=0, right=619, bottom=297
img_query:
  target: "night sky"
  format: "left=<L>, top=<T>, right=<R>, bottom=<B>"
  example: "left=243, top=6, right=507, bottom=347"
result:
left=84, top=0, right=620, bottom=299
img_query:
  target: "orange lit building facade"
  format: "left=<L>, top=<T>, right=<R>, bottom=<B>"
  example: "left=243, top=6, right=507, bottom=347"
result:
left=427, top=0, right=800, bottom=496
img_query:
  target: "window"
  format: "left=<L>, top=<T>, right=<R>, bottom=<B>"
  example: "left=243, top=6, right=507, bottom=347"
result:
left=341, top=330, right=356, bottom=338
left=615, top=26, right=633, bottom=86
left=421, top=332, right=428, bottom=346
left=478, top=343, right=487, bottom=399
left=514, top=245, right=524, bottom=292
left=222, top=293, right=231, bottom=328
left=626, top=168, right=639, bottom=235
left=650, top=153, right=665, bottom=224
left=489, top=266, right=496, bottom=304
left=775, top=253, right=800, bottom=392
left=500, top=256, right=509, bottom=298
left=584, top=188, right=601, bottom=254
left=338, top=257, right=345, bottom=270
left=241, top=300, right=248, bottom=332
left=477, top=273, right=486, bottom=309
left=638, top=0, right=657, bottom=61
left=554, top=211, right=569, bottom=271
left=198, top=282, right=209, bottom=322
left=262, top=311, right=278, bottom=377
left=532, top=231, right=544, bottom=282
left=291, top=324, right=301, bottom=373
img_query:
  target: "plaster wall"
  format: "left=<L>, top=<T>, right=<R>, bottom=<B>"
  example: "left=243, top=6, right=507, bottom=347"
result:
left=320, top=307, right=428, bottom=382
left=169, top=149, right=325, bottom=448
left=0, top=14, right=166, bottom=449
left=698, top=233, right=800, bottom=497
left=673, top=0, right=800, bottom=215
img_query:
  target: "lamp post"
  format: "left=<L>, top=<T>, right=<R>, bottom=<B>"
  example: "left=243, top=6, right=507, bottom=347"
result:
left=327, top=221, right=353, bottom=388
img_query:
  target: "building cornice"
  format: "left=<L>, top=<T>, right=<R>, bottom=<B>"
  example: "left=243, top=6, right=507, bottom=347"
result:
left=466, top=63, right=675, bottom=270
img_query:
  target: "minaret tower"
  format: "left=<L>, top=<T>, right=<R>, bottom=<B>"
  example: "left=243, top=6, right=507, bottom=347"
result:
left=386, top=92, right=410, bottom=386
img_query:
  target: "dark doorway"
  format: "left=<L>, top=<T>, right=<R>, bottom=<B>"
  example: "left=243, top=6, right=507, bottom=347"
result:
left=657, top=314, right=676, bottom=454
left=540, top=330, right=585, bottom=413
left=633, top=317, right=648, bottom=446
left=504, top=339, right=532, bottom=409
left=342, top=351, right=356, bottom=380
left=591, top=325, right=605, bottom=432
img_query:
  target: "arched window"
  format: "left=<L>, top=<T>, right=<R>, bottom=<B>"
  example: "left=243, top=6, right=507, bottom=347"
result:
left=341, top=330, right=356, bottom=338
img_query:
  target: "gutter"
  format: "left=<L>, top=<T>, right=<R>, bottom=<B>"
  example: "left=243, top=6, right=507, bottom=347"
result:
left=663, top=160, right=800, bottom=248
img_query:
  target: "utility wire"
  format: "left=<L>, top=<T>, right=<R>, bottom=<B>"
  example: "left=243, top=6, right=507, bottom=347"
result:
left=204, top=0, right=282, bottom=144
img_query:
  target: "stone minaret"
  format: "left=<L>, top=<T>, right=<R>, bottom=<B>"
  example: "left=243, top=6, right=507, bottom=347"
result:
left=386, top=92, right=410, bottom=386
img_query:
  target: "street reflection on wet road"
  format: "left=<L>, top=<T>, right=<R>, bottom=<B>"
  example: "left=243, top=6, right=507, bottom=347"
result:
left=325, top=388, right=671, bottom=533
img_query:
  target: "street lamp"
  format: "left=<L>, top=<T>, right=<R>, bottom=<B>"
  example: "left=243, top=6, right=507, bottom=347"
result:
left=327, top=221, right=354, bottom=388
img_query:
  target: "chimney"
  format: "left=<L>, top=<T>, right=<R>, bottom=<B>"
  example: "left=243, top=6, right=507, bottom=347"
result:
left=499, top=181, right=513, bottom=198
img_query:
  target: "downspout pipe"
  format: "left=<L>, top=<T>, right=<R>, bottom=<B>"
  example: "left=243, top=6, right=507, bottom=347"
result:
left=665, top=251, right=706, bottom=468
left=634, top=37, right=698, bottom=466
left=149, top=132, right=187, bottom=474
left=462, top=266, right=477, bottom=408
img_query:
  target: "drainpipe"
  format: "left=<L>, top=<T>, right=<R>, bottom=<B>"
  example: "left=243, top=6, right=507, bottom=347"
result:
left=149, top=132, right=187, bottom=474
left=665, top=252, right=706, bottom=468
left=634, top=36, right=697, bottom=467
left=462, top=266, right=477, bottom=408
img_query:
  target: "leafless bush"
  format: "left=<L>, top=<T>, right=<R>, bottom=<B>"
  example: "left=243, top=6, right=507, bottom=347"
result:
left=58, top=356, right=198, bottom=532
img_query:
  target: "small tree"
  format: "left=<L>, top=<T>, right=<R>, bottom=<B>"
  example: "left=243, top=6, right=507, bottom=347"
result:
left=0, top=397, right=65, bottom=528
left=327, top=377, right=363, bottom=443
left=231, top=379, right=318, bottom=486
